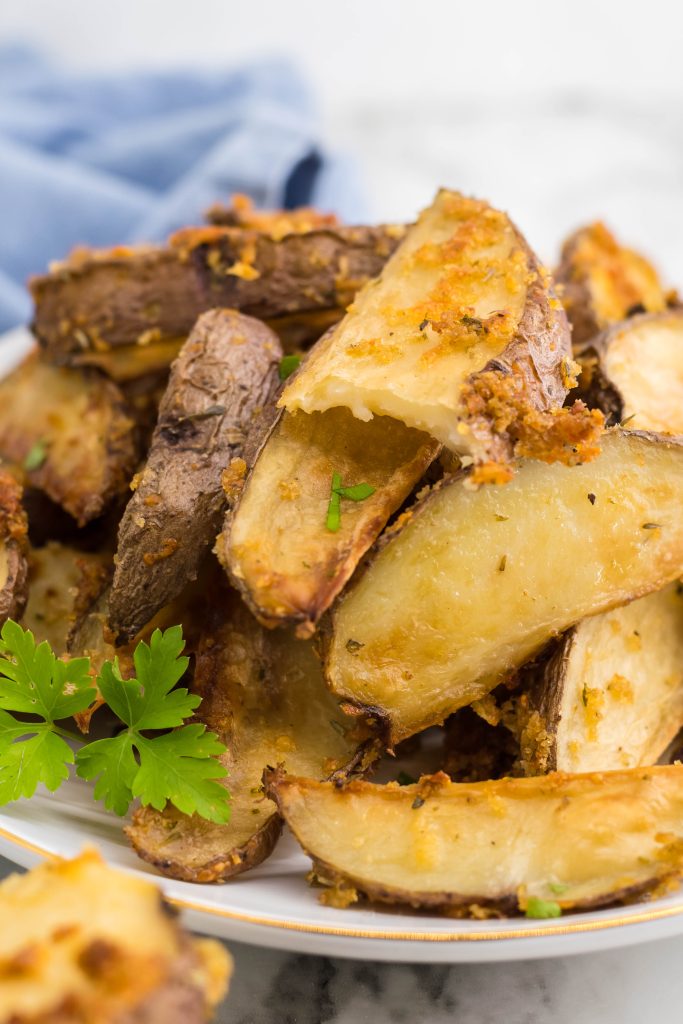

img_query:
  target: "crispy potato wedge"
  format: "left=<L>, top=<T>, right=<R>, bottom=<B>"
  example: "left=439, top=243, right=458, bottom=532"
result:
left=517, top=583, right=683, bottom=774
left=220, top=407, right=439, bottom=636
left=30, top=225, right=403, bottom=366
left=576, top=310, right=683, bottom=433
left=326, top=430, right=683, bottom=745
left=281, top=189, right=571, bottom=461
left=126, top=588, right=378, bottom=883
left=0, top=849, right=230, bottom=1024
left=21, top=542, right=108, bottom=654
left=0, top=471, right=28, bottom=624
left=205, top=192, right=340, bottom=235
left=266, top=766, right=683, bottom=913
left=108, top=310, right=281, bottom=643
left=556, top=221, right=668, bottom=346
left=0, top=355, right=138, bottom=525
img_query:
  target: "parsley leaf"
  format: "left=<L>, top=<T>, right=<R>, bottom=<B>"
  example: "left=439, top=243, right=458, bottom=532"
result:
left=279, top=354, right=301, bottom=380
left=0, top=621, right=95, bottom=801
left=75, top=627, right=230, bottom=823
left=525, top=897, right=562, bottom=919
left=326, top=473, right=375, bottom=531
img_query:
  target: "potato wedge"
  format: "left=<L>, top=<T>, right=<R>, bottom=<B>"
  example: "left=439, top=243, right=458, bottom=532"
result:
left=21, top=542, right=108, bottom=654
left=220, top=407, right=439, bottom=636
left=126, top=587, right=378, bottom=883
left=517, top=583, right=683, bottom=775
left=266, top=766, right=683, bottom=913
left=0, top=471, right=28, bottom=625
left=556, top=221, right=668, bottom=346
left=0, top=849, right=230, bottom=1023
left=30, top=225, right=403, bottom=367
left=326, top=430, right=683, bottom=745
left=108, top=310, right=281, bottom=643
left=0, top=355, right=138, bottom=525
left=575, top=310, right=683, bottom=433
left=281, top=189, right=572, bottom=461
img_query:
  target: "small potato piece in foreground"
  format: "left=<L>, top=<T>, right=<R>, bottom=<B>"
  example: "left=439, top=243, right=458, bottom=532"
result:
left=108, top=309, right=281, bottom=643
left=0, top=849, right=230, bottom=1024
left=0, top=355, right=138, bottom=525
left=281, top=189, right=571, bottom=462
left=326, top=430, right=683, bottom=745
left=518, top=582, right=683, bottom=775
left=267, top=766, right=683, bottom=913
left=221, top=407, right=439, bottom=635
left=126, top=588, right=377, bottom=883
left=576, top=310, right=683, bottom=433
left=556, top=221, right=668, bottom=346
left=0, top=471, right=28, bottom=624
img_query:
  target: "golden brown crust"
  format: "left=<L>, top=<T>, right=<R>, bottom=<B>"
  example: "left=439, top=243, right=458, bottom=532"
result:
left=30, top=225, right=403, bottom=366
left=204, top=193, right=341, bottom=236
left=556, top=221, right=667, bottom=347
left=281, top=192, right=572, bottom=466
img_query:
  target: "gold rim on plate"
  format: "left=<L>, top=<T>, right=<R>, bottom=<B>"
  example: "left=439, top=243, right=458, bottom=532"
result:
left=2, top=824, right=683, bottom=942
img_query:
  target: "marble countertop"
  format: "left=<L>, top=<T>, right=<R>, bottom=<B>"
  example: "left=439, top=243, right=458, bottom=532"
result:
left=219, top=933, right=683, bottom=1023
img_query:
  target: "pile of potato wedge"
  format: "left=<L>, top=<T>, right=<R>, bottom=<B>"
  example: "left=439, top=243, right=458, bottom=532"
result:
left=3, top=189, right=683, bottom=918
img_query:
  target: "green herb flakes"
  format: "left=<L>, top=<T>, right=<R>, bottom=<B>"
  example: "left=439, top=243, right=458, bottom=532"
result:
left=279, top=354, right=302, bottom=380
left=525, top=897, right=562, bottom=919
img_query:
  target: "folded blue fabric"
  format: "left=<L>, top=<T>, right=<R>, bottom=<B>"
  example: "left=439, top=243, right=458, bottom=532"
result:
left=0, top=45, right=367, bottom=333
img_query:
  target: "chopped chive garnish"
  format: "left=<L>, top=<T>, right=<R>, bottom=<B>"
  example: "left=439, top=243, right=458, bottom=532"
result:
left=279, top=354, right=301, bottom=380
left=23, top=440, right=48, bottom=471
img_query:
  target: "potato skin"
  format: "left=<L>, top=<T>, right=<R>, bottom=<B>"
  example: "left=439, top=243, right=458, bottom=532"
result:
left=0, top=470, right=29, bottom=624
left=108, top=309, right=282, bottom=643
left=30, top=225, right=403, bottom=365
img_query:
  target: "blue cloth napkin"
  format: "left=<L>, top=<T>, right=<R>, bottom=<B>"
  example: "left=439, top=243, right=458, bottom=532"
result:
left=0, top=46, right=367, bottom=333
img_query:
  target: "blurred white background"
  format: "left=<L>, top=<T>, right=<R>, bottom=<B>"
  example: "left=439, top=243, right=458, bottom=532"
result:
left=1, top=0, right=682, bottom=278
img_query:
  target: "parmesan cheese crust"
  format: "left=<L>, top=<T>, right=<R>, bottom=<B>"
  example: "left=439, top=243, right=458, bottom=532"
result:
left=281, top=189, right=571, bottom=459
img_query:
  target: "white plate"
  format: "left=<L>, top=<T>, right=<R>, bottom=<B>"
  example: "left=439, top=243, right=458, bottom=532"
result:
left=3, top=327, right=683, bottom=963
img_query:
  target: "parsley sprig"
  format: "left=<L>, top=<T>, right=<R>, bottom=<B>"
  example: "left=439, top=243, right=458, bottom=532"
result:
left=326, top=473, right=376, bottom=532
left=0, top=621, right=230, bottom=823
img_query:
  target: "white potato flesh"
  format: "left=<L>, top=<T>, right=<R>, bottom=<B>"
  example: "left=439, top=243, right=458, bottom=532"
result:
left=327, top=431, right=683, bottom=743
left=602, top=312, right=683, bottom=434
left=281, top=189, right=552, bottom=451
left=272, top=768, right=683, bottom=910
left=550, top=584, right=683, bottom=772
